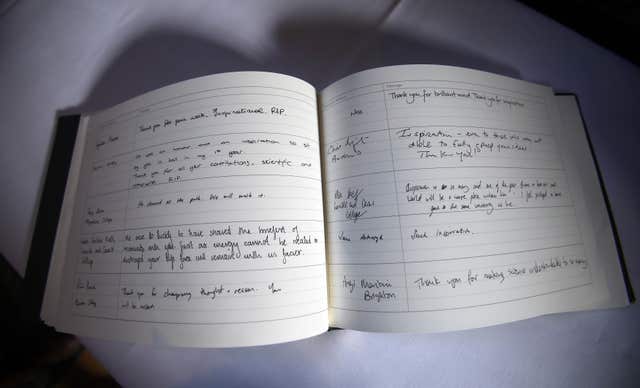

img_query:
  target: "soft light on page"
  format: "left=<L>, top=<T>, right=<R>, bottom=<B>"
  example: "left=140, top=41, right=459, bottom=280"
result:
left=321, top=65, right=611, bottom=332
left=49, top=72, right=328, bottom=347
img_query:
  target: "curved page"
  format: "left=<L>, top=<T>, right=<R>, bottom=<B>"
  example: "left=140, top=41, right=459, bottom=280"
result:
left=320, top=65, right=624, bottom=332
left=46, top=72, right=328, bottom=347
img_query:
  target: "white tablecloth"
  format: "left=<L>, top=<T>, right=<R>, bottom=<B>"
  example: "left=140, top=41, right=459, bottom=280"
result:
left=1, top=0, right=638, bottom=386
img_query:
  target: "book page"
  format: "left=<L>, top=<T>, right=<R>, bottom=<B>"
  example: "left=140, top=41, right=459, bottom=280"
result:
left=320, top=65, right=626, bottom=332
left=44, top=72, right=328, bottom=347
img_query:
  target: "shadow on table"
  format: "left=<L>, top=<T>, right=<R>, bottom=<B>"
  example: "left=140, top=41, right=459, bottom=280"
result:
left=62, top=28, right=261, bottom=114
left=62, top=20, right=521, bottom=114
left=271, top=18, right=521, bottom=89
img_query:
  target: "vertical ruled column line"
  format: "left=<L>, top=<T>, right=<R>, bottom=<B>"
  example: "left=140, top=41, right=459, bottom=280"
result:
left=115, top=128, right=138, bottom=318
left=381, top=85, right=411, bottom=312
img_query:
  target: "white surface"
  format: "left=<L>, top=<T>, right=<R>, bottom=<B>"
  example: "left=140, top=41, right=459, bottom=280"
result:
left=1, top=0, right=638, bottom=386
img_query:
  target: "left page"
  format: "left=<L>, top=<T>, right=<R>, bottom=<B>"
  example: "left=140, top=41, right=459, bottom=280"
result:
left=42, top=72, right=328, bottom=347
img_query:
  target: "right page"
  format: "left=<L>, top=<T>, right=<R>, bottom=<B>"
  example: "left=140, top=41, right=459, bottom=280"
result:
left=320, top=65, right=629, bottom=332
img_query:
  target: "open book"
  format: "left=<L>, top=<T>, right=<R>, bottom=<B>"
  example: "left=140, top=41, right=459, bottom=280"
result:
left=40, top=65, right=632, bottom=347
